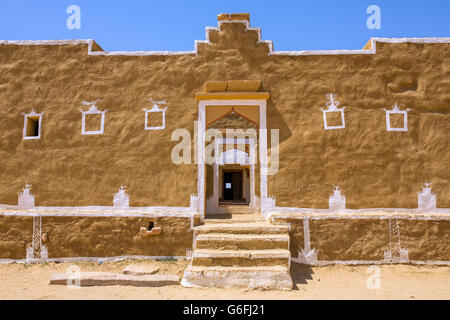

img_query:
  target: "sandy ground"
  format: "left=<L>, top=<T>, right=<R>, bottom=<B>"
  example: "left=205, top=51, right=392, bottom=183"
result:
left=0, top=259, right=448, bottom=300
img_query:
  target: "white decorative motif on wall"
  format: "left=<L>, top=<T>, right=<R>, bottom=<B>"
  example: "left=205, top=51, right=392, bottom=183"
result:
left=320, top=93, right=346, bottom=130
left=113, top=184, right=130, bottom=208
left=190, top=194, right=199, bottom=213
left=80, top=101, right=107, bottom=135
left=143, top=98, right=167, bottom=130
left=383, top=103, right=411, bottom=132
left=18, top=183, right=35, bottom=209
left=329, top=186, right=345, bottom=212
left=22, top=109, right=44, bottom=140
left=297, top=218, right=318, bottom=265
left=418, top=183, right=437, bottom=211
left=384, top=219, right=409, bottom=263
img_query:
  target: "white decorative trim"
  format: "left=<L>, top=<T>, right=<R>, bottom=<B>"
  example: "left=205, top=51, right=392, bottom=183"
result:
left=197, top=99, right=268, bottom=221
left=329, top=186, right=346, bottom=212
left=268, top=209, right=450, bottom=220
left=18, top=183, right=35, bottom=209
left=2, top=24, right=448, bottom=57
left=189, top=194, right=199, bottom=213
left=418, top=183, right=437, bottom=211
left=113, top=185, right=130, bottom=208
left=0, top=207, right=197, bottom=218
left=383, top=219, right=409, bottom=263
left=291, top=259, right=450, bottom=266
left=295, top=218, right=317, bottom=264
left=384, top=103, right=411, bottom=132
left=0, top=255, right=190, bottom=264
left=22, top=109, right=43, bottom=140
left=320, top=93, right=346, bottom=130
left=143, top=98, right=167, bottom=130
left=80, top=101, right=107, bottom=135
left=207, top=136, right=257, bottom=214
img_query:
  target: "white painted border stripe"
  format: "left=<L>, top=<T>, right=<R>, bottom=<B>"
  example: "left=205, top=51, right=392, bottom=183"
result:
left=1, top=22, right=449, bottom=56
left=291, top=258, right=450, bottom=266
left=270, top=213, right=450, bottom=221
left=0, top=255, right=188, bottom=264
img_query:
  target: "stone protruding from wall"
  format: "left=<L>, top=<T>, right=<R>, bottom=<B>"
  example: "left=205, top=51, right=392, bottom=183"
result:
left=217, top=13, right=250, bottom=23
left=18, top=184, right=35, bottom=209
left=329, top=186, right=345, bottom=212
left=418, top=183, right=437, bottom=211
left=204, top=80, right=261, bottom=92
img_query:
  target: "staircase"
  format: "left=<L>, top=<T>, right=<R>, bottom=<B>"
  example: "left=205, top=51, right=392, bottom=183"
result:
left=181, top=216, right=293, bottom=290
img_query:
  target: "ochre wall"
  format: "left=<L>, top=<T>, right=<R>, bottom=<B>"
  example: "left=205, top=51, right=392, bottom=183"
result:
left=0, top=21, right=449, bottom=208
left=42, top=216, right=193, bottom=258
left=273, top=217, right=450, bottom=261
left=0, top=216, right=33, bottom=259
left=0, top=215, right=193, bottom=259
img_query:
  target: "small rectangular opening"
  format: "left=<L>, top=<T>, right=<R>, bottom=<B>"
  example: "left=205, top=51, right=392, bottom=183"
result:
left=326, top=111, right=343, bottom=127
left=147, top=111, right=163, bottom=128
left=84, top=114, right=102, bottom=132
left=26, top=116, right=40, bottom=137
left=389, top=113, right=404, bottom=129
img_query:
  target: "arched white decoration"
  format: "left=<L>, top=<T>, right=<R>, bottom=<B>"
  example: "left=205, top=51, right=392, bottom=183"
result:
left=22, top=109, right=44, bottom=140
left=383, top=103, right=411, bottom=132
left=329, top=186, right=345, bottom=212
left=217, top=148, right=250, bottom=165
left=418, top=183, right=437, bottom=211
left=80, top=101, right=107, bottom=135
left=143, top=98, right=167, bottom=130
left=320, top=93, right=346, bottom=130
left=18, top=183, right=35, bottom=209
left=113, top=185, right=129, bottom=208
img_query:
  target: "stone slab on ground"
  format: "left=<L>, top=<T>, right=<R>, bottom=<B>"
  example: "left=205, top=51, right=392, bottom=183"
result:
left=123, top=264, right=159, bottom=275
left=50, top=272, right=179, bottom=287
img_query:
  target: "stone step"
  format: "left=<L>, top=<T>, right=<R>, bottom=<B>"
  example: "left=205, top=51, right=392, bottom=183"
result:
left=191, top=249, right=290, bottom=267
left=181, top=265, right=293, bottom=290
left=195, top=233, right=289, bottom=250
left=195, top=222, right=289, bottom=235
left=50, top=272, right=179, bottom=287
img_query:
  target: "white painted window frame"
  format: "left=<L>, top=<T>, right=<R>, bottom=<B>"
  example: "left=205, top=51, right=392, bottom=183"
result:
left=322, top=109, right=346, bottom=130
left=143, top=104, right=167, bottom=130
left=23, top=110, right=44, bottom=140
left=80, top=105, right=107, bottom=135
left=384, top=104, right=411, bottom=132
left=320, top=93, right=346, bottom=130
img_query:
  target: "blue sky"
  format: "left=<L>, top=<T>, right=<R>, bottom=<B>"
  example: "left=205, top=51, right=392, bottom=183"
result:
left=0, top=0, right=448, bottom=51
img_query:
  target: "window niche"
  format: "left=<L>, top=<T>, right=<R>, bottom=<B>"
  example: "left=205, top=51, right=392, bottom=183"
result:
left=320, top=93, right=346, bottom=130
left=23, top=109, right=43, bottom=140
left=143, top=98, right=167, bottom=130
left=384, top=103, right=411, bottom=132
left=80, top=102, right=107, bottom=135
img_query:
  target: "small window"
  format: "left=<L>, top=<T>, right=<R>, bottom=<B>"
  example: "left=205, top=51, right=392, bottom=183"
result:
left=143, top=101, right=167, bottom=130
left=23, top=110, right=43, bottom=140
left=80, top=103, right=107, bottom=135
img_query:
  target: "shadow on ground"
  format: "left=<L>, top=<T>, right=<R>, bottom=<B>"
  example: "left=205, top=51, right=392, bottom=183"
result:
left=290, top=263, right=314, bottom=290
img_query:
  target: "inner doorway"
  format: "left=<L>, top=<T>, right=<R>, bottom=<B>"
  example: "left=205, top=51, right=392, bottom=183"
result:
left=223, top=170, right=242, bottom=201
